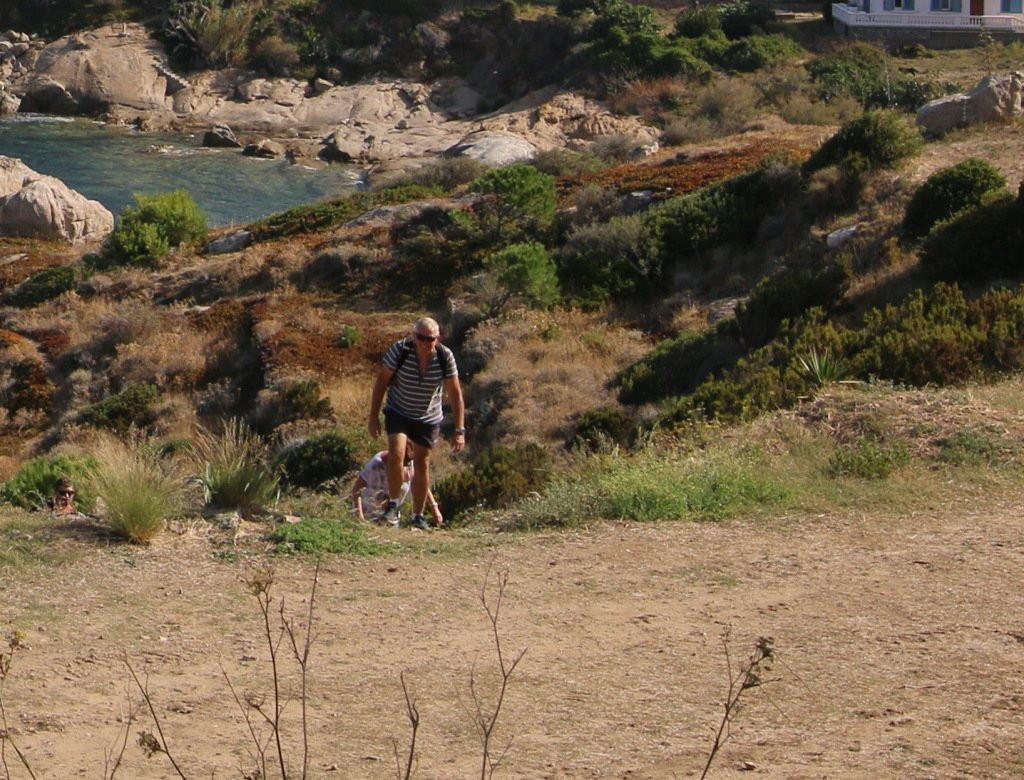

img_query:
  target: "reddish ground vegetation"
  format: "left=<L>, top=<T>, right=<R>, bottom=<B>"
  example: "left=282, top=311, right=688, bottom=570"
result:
left=559, top=139, right=815, bottom=201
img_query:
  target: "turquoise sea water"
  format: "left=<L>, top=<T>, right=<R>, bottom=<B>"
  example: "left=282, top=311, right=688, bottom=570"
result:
left=0, top=115, right=364, bottom=227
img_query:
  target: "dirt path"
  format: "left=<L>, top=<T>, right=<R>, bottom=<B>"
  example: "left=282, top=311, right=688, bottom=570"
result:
left=3, top=495, right=1023, bottom=779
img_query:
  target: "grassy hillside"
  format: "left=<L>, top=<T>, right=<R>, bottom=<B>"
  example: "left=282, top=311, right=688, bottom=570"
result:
left=2, top=3, right=1024, bottom=546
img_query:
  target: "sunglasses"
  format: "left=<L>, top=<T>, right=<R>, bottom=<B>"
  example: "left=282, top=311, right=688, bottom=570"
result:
left=414, top=333, right=438, bottom=342
left=58, top=490, right=75, bottom=496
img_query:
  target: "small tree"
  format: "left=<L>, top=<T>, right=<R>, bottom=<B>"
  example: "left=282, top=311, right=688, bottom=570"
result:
left=469, top=165, right=557, bottom=245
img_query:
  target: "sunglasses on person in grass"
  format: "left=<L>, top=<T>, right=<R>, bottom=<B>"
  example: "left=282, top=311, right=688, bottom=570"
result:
left=414, top=332, right=438, bottom=342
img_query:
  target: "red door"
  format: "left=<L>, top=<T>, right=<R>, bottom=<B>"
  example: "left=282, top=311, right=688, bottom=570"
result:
left=971, top=0, right=983, bottom=14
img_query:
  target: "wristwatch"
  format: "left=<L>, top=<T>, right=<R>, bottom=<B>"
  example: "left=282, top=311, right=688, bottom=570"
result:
left=454, top=427, right=466, bottom=435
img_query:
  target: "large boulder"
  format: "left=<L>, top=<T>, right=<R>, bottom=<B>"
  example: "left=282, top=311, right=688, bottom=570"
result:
left=444, top=129, right=536, bottom=166
left=17, top=24, right=170, bottom=114
left=0, top=156, right=113, bottom=243
left=917, top=72, right=1024, bottom=137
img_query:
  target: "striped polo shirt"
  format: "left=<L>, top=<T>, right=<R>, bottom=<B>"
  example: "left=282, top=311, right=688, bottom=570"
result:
left=382, top=338, right=458, bottom=424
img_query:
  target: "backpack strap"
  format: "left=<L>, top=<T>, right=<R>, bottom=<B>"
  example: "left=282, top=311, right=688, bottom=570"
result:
left=389, top=341, right=452, bottom=382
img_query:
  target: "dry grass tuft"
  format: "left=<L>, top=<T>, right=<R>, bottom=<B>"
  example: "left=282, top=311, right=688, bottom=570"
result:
left=462, top=309, right=649, bottom=448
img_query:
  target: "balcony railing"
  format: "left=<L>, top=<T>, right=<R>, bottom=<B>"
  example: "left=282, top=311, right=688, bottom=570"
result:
left=832, top=3, right=1024, bottom=30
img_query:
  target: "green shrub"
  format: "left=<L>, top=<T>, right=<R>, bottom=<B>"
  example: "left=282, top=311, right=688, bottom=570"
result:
left=644, top=162, right=802, bottom=272
left=1, top=360, right=54, bottom=416
left=718, top=0, right=776, bottom=38
left=276, top=432, right=357, bottom=489
left=871, top=78, right=950, bottom=112
left=104, top=190, right=208, bottom=266
left=850, top=283, right=1020, bottom=385
left=336, top=324, right=362, bottom=348
left=804, top=110, right=923, bottom=174
left=827, top=436, right=909, bottom=479
left=77, top=383, right=160, bottom=433
left=718, top=34, right=804, bottom=72
left=735, top=260, right=851, bottom=346
left=806, top=42, right=888, bottom=103
left=674, top=6, right=723, bottom=38
left=104, top=221, right=170, bottom=267
left=918, top=191, right=1020, bottom=282
left=617, top=321, right=747, bottom=405
left=373, top=183, right=445, bottom=204
left=531, top=148, right=606, bottom=177
left=903, top=158, right=1008, bottom=241
left=251, top=196, right=367, bottom=240
left=561, top=0, right=711, bottom=89
left=673, top=345, right=815, bottom=423
left=486, top=241, right=561, bottom=309
left=937, top=430, right=1002, bottom=466
left=469, top=164, right=557, bottom=244
left=163, top=0, right=256, bottom=69
left=270, top=517, right=387, bottom=555
left=8, top=265, right=76, bottom=308
left=190, top=418, right=280, bottom=513
left=0, top=453, right=98, bottom=510
left=567, top=406, right=638, bottom=451
left=556, top=213, right=651, bottom=306
left=388, top=205, right=490, bottom=302
left=434, top=443, right=553, bottom=524
left=655, top=283, right=1024, bottom=425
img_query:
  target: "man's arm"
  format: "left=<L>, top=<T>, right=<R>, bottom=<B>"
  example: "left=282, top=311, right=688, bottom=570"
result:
left=426, top=487, right=443, bottom=526
left=368, top=366, right=395, bottom=438
left=351, top=475, right=369, bottom=521
left=444, top=375, right=466, bottom=453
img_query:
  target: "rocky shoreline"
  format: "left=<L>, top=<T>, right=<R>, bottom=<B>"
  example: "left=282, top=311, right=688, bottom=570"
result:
left=0, top=22, right=660, bottom=179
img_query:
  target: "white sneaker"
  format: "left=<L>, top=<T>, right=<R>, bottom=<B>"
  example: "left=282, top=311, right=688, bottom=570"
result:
left=378, top=500, right=400, bottom=527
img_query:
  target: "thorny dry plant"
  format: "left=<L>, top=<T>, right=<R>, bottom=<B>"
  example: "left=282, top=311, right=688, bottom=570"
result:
left=700, top=630, right=778, bottom=780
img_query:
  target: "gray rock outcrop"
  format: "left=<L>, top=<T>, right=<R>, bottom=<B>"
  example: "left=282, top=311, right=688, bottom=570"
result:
left=6, top=23, right=661, bottom=167
left=0, top=156, right=113, bottom=243
left=917, top=72, right=1024, bottom=137
left=203, top=123, right=241, bottom=148
left=444, top=129, right=537, bottom=166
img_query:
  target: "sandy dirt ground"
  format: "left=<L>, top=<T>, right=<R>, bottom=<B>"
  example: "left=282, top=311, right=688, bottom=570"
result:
left=2, top=493, right=1024, bottom=780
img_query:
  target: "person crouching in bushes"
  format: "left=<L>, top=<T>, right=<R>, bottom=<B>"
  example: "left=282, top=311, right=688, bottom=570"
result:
left=351, top=449, right=443, bottom=527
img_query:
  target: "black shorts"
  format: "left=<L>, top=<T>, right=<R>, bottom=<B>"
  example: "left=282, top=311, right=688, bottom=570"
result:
left=384, top=408, right=440, bottom=449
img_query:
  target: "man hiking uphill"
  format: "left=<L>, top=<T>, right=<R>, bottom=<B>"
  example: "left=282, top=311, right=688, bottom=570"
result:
left=367, top=317, right=465, bottom=529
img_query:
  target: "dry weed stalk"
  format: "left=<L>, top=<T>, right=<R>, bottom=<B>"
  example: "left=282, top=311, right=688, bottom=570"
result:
left=102, top=683, right=137, bottom=780
left=0, top=630, right=36, bottom=780
left=125, top=656, right=188, bottom=778
left=392, top=672, right=419, bottom=780
left=224, top=561, right=320, bottom=780
left=466, top=568, right=526, bottom=780
left=700, top=631, right=776, bottom=780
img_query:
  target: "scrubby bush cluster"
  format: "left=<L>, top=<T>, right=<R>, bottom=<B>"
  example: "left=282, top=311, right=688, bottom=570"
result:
left=903, top=158, right=1007, bottom=240
left=648, top=283, right=1024, bottom=426
left=435, top=443, right=553, bottom=524
left=920, top=182, right=1024, bottom=281
left=99, top=190, right=208, bottom=267
left=6, top=266, right=76, bottom=308
left=276, top=431, right=358, bottom=489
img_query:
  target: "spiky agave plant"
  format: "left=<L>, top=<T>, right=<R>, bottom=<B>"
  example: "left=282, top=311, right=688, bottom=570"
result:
left=797, top=346, right=845, bottom=386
